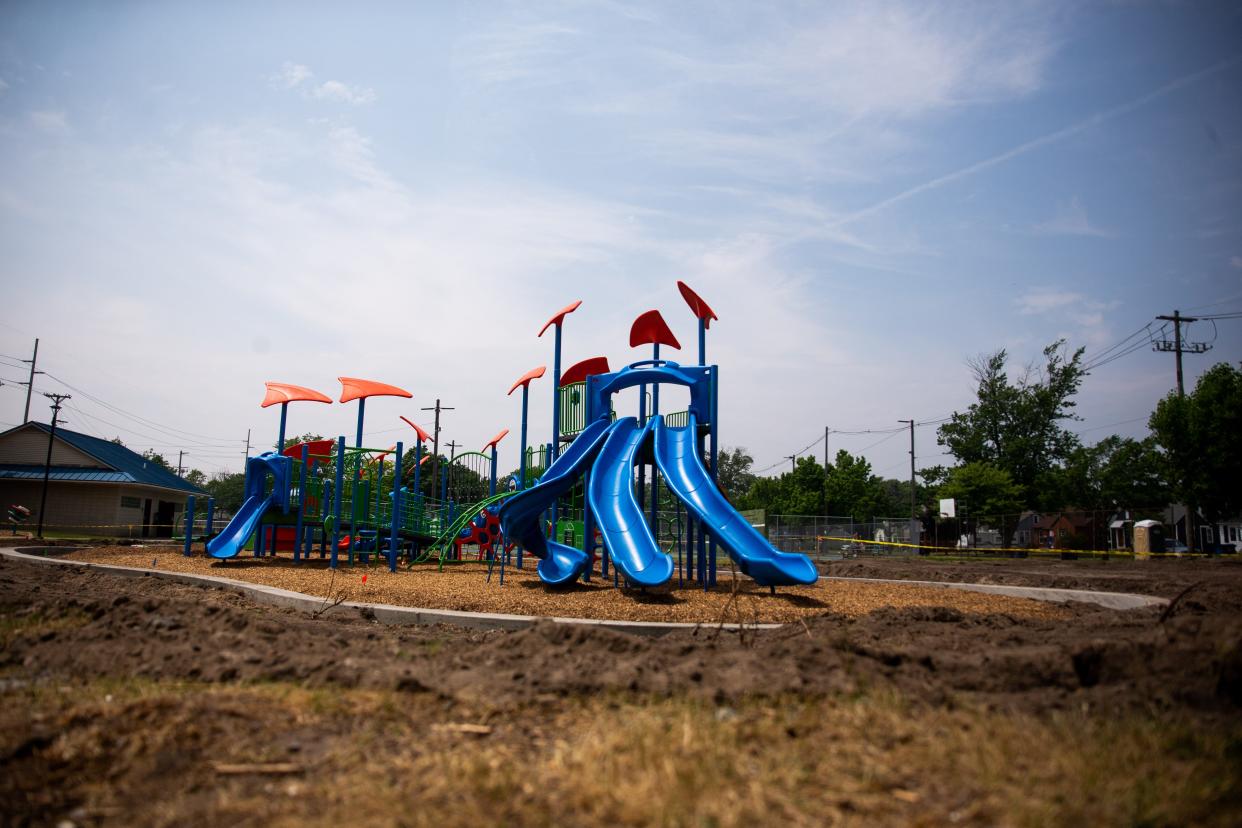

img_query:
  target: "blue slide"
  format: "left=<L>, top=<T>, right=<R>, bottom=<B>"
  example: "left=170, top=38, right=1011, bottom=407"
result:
left=655, top=413, right=818, bottom=587
left=588, top=417, right=674, bottom=587
left=206, top=453, right=291, bottom=560
left=498, top=416, right=617, bottom=586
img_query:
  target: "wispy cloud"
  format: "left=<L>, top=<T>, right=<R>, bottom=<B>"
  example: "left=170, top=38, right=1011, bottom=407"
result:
left=828, top=54, right=1242, bottom=228
left=1032, top=196, right=1115, bottom=239
left=29, top=108, right=68, bottom=134
left=270, top=61, right=377, bottom=105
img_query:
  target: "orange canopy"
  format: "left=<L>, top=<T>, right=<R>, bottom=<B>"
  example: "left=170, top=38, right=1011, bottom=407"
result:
left=677, top=280, right=718, bottom=330
left=538, top=299, right=582, bottom=337
left=338, top=377, right=413, bottom=403
left=507, top=365, right=547, bottom=396
left=560, top=356, right=610, bottom=387
left=399, top=415, right=432, bottom=443
left=629, top=310, right=681, bottom=349
left=482, top=428, right=510, bottom=452
left=261, top=382, right=333, bottom=408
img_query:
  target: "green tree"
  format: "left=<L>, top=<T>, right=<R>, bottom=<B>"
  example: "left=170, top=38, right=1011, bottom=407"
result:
left=184, top=468, right=208, bottom=488
left=205, top=471, right=246, bottom=513
left=716, top=446, right=757, bottom=504
left=937, top=339, right=1087, bottom=506
left=1150, top=362, right=1242, bottom=537
left=937, top=462, right=1025, bottom=520
left=824, top=450, right=886, bottom=521
left=1047, top=435, right=1169, bottom=512
left=141, top=449, right=175, bottom=473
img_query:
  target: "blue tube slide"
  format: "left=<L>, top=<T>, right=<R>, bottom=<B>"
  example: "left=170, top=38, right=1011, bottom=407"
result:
left=654, top=414, right=818, bottom=586
left=497, top=417, right=615, bottom=586
left=206, top=452, right=291, bottom=560
left=587, top=417, right=674, bottom=587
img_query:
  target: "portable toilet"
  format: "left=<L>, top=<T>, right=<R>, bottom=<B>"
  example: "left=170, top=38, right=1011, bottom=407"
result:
left=1134, top=519, right=1164, bottom=559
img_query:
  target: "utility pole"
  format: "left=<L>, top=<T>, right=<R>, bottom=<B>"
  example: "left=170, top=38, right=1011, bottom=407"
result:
left=177, top=450, right=186, bottom=477
left=20, top=338, right=44, bottom=424
left=420, top=398, right=455, bottom=499
left=243, top=429, right=251, bottom=465
left=899, top=419, right=916, bottom=545
left=37, top=392, right=70, bottom=538
left=785, top=454, right=797, bottom=474
left=1154, top=311, right=1211, bottom=553
left=1154, top=310, right=1211, bottom=398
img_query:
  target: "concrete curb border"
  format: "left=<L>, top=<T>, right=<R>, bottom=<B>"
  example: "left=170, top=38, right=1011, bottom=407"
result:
left=822, top=575, right=1167, bottom=611
left=3, top=549, right=1165, bottom=635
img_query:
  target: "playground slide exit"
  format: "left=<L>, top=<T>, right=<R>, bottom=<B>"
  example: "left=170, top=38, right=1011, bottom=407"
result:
left=654, top=413, right=818, bottom=587
left=206, top=452, right=292, bottom=560
left=587, top=416, right=674, bottom=587
left=497, top=416, right=616, bottom=586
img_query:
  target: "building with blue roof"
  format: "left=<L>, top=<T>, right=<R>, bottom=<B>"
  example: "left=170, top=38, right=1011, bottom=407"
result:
left=0, top=421, right=207, bottom=538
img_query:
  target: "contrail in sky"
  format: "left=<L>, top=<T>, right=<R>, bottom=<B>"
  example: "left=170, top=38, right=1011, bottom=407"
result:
left=829, top=54, right=1242, bottom=228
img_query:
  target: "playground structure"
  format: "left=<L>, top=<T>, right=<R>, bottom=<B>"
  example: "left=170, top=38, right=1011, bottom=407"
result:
left=202, top=281, right=818, bottom=594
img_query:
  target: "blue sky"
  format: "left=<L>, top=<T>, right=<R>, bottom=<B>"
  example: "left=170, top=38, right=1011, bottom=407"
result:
left=1, top=1, right=1239, bottom=485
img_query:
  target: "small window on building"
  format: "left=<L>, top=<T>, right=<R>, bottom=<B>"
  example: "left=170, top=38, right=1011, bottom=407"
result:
left=1059, top=528, right=1068, bottom=539
left=120, top=496, right=141, bottom=509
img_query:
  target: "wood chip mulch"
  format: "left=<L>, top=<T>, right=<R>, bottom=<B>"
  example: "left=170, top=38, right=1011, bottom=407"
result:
left=63, top=546, right=1073, bottom=624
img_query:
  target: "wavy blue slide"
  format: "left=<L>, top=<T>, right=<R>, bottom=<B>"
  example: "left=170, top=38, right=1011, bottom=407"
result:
left=497, top=416, right=616, bottom=586
left=588, top=417, right=674, bottom=587
left=655, top=413, right=818, bottom=586
left=207, top=453, right=291, bottom=560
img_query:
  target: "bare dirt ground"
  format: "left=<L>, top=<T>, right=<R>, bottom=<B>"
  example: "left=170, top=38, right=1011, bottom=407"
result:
left=2, top=552, right=1240, bottom=826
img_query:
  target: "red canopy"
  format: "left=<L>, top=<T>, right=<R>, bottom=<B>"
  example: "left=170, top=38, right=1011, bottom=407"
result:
left=482, top=428, right=510, bottom=452
left=560, top=356, right=610, bottom=387
left=538, top=299, right=582, bottom=337
left=282, top=439, right=335, bottom=464
left=677, top=280, right=718, bottom=330
left=261, top=382, right=333, bottom=408
left=338, top=377, right=413, bottom=403
left=629, top=310, right=681, bottom=349
left=507, top=365, right=547, bottom=396
left=399, top=416, right=432, bottom=443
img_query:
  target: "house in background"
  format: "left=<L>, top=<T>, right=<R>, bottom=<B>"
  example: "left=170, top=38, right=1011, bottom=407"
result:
left=0, top=422, right=206, bottom=537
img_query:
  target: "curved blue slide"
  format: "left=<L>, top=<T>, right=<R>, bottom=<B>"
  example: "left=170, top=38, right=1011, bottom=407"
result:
left=497, top=416, right=616, bottom=586
left=588, top=417, right=674, bottom=587
left=207, top=452, right=291, bottom=560
left=654, top=413, right=818, bottom=587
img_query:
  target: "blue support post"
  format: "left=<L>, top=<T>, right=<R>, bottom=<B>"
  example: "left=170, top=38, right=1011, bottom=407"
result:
left=294, top=444, right=308, bottom=563
left=349, top=447, right=360, bottom=566
left=183, top=495, right=195, bottom=556
left=698, top=318, right=706, bottom=365
left=331, top=435, right=344, bottom=568
left=489, top=446, right=498, bottom=497
left=650, top=342, right=660, bottom=534
left=519, top=384, right=529, bottom=491
left=413, top=438, right=423, bottom=495
left=550, top=324, right=562, bottom=540
left=709, top=364, right=718, bottom=587
left=277, top=402, right=288, bottom=453
left=355, top=399, right=366, bottom=449
left=390, top=442, right=403, bottom=572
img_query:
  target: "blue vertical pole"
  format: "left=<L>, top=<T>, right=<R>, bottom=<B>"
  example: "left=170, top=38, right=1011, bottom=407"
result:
left=650, top=343, right=660, bottom=534
left=295, top=444, right=308, bottom=563
left=277, top=402, right=288, bottom=452
left=331, top=435, right=344, bottom=568
left=519, top=384, right=529, bottom=491
left=709, top=365, right=718, bottom=587
left=489, top=447, right=498, bottom=497
left=390, top=441, right=402, bottom=572
left=698, top=318, right=706, bottom=365
left=550, top=324, right=562, bottom=540
left=355, top=399, right=365, bottom=449
left=183, top=495, right=195, bottom=556
left=413, top=439, right=423, bottom=495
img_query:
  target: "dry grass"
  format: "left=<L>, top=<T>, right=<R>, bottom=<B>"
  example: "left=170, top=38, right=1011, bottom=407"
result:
left=7, top=677, right=1238, bottom=827
left=62, top=546, right=1072, bottom=624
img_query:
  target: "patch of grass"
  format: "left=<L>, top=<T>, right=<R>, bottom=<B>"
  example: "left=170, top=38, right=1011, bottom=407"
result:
left=3, top=678, right=1239, bottom=827
left=0, top=607, right=92, bottom=648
